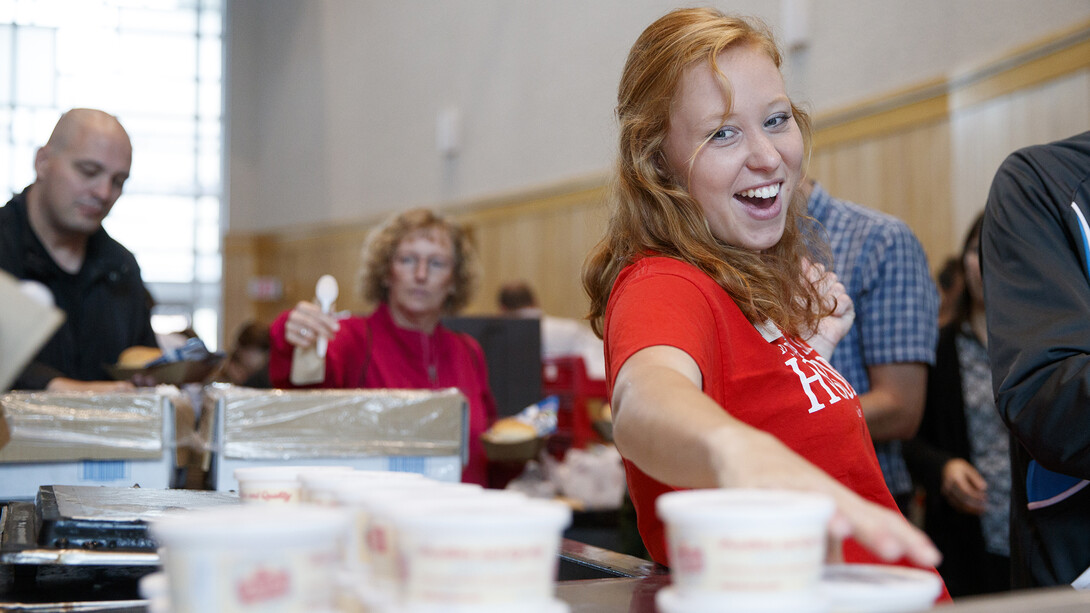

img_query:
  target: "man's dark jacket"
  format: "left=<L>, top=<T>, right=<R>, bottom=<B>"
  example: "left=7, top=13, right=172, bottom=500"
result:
left=983, top=131, right=1090, bottom=589
left=0, top=187, right=156, bottom=389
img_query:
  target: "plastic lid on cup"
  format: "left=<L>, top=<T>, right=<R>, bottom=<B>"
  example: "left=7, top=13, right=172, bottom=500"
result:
left=300, top=469, right=426, bottom=488
left=300, top=470, right=429, bottom=501
left=233, top=465, right=353, bottom=483
left=329, top=478, right=470, bottom=507
left=656, top=488, right=835, bottom=527
left=394, top=497, right=572, bottom=533
left=150, top=504, right=350, bottom=547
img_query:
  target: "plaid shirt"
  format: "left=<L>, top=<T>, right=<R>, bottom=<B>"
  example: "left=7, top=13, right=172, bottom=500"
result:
left=808, top=183, right=939, bottom=497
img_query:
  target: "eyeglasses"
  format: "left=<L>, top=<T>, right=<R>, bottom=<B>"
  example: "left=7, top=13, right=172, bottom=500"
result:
left=392, top=254, right=454, bottom=273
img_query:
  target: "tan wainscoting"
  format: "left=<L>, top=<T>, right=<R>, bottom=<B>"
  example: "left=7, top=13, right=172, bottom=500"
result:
left=809, top=19, right=1090, bottom=271
left=221, top=21, right=1090, bottom=348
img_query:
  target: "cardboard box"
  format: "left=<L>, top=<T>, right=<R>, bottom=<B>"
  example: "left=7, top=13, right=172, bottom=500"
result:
left=0, top=389, right=177, bottom=500
left=204, top=385, right=468, bottom=491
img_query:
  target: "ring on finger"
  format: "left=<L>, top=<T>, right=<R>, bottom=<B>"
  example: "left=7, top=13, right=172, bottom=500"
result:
left=300, top=327, right=311, bottom=338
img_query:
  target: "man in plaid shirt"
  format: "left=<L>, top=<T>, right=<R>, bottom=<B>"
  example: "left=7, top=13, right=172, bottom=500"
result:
left=805, top=180, right=939, bottom=515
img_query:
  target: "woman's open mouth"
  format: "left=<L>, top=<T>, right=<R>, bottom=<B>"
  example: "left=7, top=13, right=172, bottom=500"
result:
left=734, top=183, right=782, bottom=219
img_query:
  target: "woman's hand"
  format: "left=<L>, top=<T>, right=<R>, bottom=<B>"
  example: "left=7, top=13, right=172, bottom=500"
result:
left=802, top=260, right=855, bottom=360
left=706, top=423, right=940, bottom=566
left=940, top=458, right=988, bottom=515
left=284, top=300, right=340, bottom=349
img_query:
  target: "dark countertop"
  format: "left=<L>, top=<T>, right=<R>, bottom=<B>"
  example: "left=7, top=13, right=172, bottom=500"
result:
left=556, top=576, right=1090, bottom=612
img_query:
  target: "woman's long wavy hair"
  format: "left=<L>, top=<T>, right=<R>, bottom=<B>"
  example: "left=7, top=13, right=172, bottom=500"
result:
left=582, top=8, right=828, bottom=339
left=358, top=208, right=479, bottom=314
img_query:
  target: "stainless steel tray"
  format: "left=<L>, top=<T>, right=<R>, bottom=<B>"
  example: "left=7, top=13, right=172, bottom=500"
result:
left=2, top=486, right=238, bottom=566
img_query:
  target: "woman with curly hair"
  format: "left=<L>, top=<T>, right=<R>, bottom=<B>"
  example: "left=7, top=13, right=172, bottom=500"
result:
left=269, top=208, right=496, bottom=485
left=583, top=7, right=944, bottom=578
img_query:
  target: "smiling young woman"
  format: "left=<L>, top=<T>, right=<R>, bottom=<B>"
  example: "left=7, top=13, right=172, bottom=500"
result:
left=581, top=7, right=948, bottom=599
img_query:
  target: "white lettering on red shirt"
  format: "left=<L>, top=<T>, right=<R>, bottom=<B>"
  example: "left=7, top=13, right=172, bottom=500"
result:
left=758, top=322, right=857, bottom=414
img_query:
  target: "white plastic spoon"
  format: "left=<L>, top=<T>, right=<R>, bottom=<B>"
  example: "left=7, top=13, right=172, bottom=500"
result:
left=315, top=274, right=339, bottom=358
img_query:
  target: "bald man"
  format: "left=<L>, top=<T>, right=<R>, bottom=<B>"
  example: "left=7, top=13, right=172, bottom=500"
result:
left=0, top=108, right=156, bottom=391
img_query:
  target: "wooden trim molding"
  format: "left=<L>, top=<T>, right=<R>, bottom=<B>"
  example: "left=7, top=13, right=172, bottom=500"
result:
left=813, top=20, right=1090, bottom=149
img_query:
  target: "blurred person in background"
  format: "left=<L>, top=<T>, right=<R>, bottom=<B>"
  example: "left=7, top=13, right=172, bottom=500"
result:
left=801, top=177, right=939, bottom=518
left=268, top=208, right=496, bottom=486
left=905, top=213, right=1010, bottom=596
left=0, top=108, right=155, bottom=391
left=219, top=321, right=271, bottom=387
left=497, top=280, right=606, bottom=379
left=936, top=256, right=964, bottom=328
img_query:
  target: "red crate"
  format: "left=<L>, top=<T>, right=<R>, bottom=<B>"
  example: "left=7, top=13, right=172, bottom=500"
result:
left=542, top=356, right=608, bottom=456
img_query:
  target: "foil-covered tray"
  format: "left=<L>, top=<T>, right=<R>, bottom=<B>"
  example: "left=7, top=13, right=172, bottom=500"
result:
left=1, top=485, right=238, bottom=566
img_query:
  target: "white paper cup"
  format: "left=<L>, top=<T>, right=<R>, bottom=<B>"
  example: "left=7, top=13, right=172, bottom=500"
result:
left=150, top=505, right=351, bottom=613
left=300, top=469, right=428, bottom=505
left=234, top=465, right=352, bottom=504
left=393, top=498, right=572, bottom=607
left=368, top=488, right=529, bottom=589
left=657, top=489, right=835, bottom=594
left=821, top=564, right=942, bottom=612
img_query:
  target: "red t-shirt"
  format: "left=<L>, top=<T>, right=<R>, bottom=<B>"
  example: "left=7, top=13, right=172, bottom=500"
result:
left=605, top=256, right=903, bottom=566
left=269, top=302, right=497, bottom=486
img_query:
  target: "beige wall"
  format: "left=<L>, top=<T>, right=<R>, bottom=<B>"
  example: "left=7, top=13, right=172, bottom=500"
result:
left=809, top=25, right=1090, bottom=266
left=225, top=1, right=1090, bottom=234
left=222, top=15, right=1090, bottom=347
